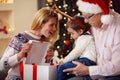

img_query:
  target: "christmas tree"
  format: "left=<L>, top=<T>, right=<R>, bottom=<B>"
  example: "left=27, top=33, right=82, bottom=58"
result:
left=46, top=0, right=82, bottom=59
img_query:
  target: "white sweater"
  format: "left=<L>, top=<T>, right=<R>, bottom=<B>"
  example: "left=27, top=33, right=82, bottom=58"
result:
left=63, top=34, right=97, bottom=63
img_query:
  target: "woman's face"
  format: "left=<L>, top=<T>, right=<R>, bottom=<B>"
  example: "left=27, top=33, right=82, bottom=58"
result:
left=40, top=17, right=57, bottom=38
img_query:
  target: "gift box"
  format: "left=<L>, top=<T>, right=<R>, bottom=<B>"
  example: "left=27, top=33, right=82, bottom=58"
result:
left=19, top=40, right=57, bottom=80
left=20, top=63, right=57, bottom=80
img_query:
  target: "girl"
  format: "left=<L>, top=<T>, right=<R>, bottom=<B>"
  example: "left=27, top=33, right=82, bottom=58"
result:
left=57, top=16, right=96, bottom=80
left=0, top=7, right=59, bottom=80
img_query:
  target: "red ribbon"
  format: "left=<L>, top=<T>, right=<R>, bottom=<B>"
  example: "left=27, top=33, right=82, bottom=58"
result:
left=19, top=62, right=24, bottom=80
left=19, top=53, right=28, bottom=80
left=19, top=62, right=37, bottom=80
left=32, top=63, right=37, bottom=80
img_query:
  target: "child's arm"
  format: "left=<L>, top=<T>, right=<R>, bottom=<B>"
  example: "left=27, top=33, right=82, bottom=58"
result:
left=63, top=35, right=93, bottom=63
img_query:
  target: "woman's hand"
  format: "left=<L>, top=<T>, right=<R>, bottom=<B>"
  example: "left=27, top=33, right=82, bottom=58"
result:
left=63, top=61, right=89, bottom=76
left=45, top=45, right=54, bottom=63
left=17, top=42, right=32, bottom=61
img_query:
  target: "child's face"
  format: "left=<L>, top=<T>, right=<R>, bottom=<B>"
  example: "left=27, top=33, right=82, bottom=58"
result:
left=67, top=27, right=82, bottom=40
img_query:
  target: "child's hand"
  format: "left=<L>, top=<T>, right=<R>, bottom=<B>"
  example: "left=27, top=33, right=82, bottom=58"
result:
left=45, top=45, right=54, bottom=63
left=58, top=60, right=63, bottom=65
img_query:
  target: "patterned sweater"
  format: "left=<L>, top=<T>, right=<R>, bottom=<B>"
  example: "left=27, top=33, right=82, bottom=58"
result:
left=0, top=31, right=41, bottom=78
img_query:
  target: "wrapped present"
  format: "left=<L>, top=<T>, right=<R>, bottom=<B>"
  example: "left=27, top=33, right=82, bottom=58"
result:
left=19, top=40, right=57, bottom=80
left=20, top=63, right=57, bottom=80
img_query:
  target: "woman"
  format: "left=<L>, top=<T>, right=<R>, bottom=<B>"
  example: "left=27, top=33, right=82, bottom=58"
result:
left=0, top=7, right=59, bottom=80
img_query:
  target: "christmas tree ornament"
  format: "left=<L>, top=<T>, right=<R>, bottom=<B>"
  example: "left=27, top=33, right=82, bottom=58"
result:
left=64, top=40, right=71, bottom=46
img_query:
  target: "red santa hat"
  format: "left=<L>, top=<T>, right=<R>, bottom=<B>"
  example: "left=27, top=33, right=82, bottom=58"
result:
left=76, top=0, right=113, bottom=24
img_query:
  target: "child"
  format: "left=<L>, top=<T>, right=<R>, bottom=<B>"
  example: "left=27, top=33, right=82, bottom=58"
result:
left=57, top=16, right=96, bottom=80
left=0, top=7, right=59, bottom=80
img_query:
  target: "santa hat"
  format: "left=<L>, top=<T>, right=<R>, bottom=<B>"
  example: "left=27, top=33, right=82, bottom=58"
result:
left=76, top=0, right=113, bottom=24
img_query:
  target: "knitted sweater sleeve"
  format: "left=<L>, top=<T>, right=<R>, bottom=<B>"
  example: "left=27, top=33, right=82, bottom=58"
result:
left=0, top=33, right=28, bottom=71
left=0, top=46, right=19, bottom=71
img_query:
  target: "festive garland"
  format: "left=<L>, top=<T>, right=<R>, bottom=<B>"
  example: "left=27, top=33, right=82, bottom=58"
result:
left=0, top=26, right=8, bottom=34
left=0, top=20, right=8, bottom=34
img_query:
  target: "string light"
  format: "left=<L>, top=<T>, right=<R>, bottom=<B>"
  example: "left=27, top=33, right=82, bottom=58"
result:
left=58, top=6, right=62, bottom=8
left=64, top=23, right=66, bottom=26
left=77, top=13, right=81, bottom=16
left=60, top=55, right=63, bottom=59
left=64, top=11, right=67, bottom=14
left=63, top=4, right=68, bottom=8
left=63, top=33, right=66, bottom=36
left=57, top=46, right=60, bottom=49
left=63, top=17, right=67, bottom=20
left=110, top=0, right=114, bottom=11
left=110, top=0, right=113, bottom=8
left=67, top=50, right=70, bottom=53
left=72, top=9, right=75, bottom=12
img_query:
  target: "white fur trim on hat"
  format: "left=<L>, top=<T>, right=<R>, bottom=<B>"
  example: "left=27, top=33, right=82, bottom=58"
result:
left=101, top=14, right=113, bottom=24
left=76, top=0, right=102, bottom=14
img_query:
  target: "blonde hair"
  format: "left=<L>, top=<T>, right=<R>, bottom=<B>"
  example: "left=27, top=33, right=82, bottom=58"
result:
left=30, top=7, right=59, bottom=44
